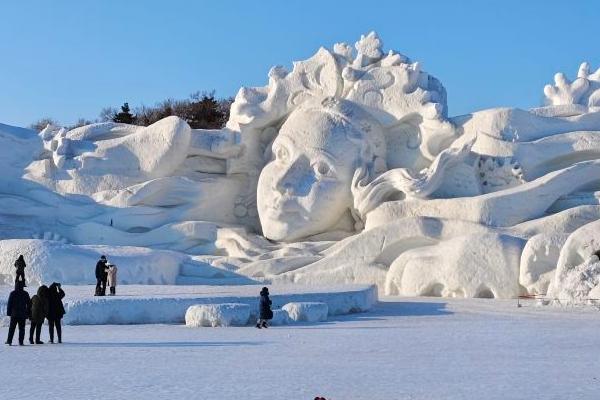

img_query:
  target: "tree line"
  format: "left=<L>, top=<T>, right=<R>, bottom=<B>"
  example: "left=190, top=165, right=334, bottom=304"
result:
left=30, top=91, right=233, bottom=131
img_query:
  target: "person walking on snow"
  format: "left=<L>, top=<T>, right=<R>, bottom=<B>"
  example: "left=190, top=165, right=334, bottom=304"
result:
left=256, top=287, right=273, bottom=329
left=29, top=285, right=49, bottom=344
left=107, top=263, right=118, bottom=296
left=14, top=255, right=26, bottom=286
left=95, top=255, right=108, bottom=296
left=5, top=281, right=31, bottom=346
left=47, top=282, right=66, bottom=343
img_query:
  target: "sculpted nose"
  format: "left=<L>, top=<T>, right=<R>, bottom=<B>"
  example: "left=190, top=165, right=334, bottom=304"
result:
left=275, top=169, right=297, bottom=195
left=274, top=161, right=313, bottom=197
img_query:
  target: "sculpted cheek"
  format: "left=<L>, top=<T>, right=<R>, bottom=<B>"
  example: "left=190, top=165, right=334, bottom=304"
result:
left=257, top=164, right=277, bottom=211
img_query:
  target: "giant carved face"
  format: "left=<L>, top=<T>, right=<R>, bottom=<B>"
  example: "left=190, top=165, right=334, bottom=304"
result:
left=257, top=98, right=384, bottom=242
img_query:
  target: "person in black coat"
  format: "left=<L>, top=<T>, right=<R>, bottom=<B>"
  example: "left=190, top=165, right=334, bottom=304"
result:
left=14, top=255, right=26, bottom=286
left=5, top=281, right=31, bottom=346
left=95, top=255, right=108, bottom=296
left=47, top=282, right=66, bottom=343
left=29, top=285, right=49, bottom=344
left=256, top=287, right=273, bottom=329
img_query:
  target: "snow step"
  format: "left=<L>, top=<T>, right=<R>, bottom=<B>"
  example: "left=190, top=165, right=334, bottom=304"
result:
left=179, top=261, right=243, bottom=278
left=175, top=275, right=256, bottom=286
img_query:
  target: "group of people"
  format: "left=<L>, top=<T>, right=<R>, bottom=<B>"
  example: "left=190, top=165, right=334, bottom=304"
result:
left=5, top=255, right=66, bottom=346
left=94, top=255, right=118, bottom=296
left=5, top=253, right=275, bottom=345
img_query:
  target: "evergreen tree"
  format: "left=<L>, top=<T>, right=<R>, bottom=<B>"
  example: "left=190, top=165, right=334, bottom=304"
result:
left=113, top=102, right=136, bottom=124
left=186, top=91, right=225, bottom=129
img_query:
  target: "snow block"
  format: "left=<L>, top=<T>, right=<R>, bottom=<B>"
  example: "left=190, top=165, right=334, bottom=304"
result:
left=269, top=309, right=291, bottom=326
left=185, top=303, right=251, bottom=327
left=282, top=302, right=328, bottom=322
left=49, top=284, right=376, bottom=325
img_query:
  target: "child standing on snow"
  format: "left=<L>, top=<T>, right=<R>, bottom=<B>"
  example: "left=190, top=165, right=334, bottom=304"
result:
left=256, top=287, right=273, bottom=329
left=14, top=255, right=26, bottom=286
left=107, top=263, right=118, bottom=296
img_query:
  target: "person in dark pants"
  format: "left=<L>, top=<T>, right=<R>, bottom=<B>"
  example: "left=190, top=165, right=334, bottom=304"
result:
left=256, top=287, right=273, bottom=329
left=14, top=255, right=26, bottom=286
left=47, top=282, right=66, bottom=344
left=29, top=285, right=49, bottom=344
left=5, top=281, right=31, bottom=346
left=95, top=255, right=108, bottom=296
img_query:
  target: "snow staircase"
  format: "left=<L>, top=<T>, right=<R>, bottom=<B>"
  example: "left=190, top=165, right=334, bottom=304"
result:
left=175, top=260, right=256, bottom=286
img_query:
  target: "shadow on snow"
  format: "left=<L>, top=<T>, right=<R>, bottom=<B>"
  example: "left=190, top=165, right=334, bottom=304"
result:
left=63, top=341, right=265, bottom=348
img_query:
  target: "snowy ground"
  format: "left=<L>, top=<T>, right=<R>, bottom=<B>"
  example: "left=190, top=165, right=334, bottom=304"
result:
left=1, top=297, right=599, bottom=400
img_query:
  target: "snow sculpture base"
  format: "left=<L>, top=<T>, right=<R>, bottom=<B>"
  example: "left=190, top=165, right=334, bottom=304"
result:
left=16, top=284, right=378, bottom=325
left=185, top=303, right=251, bottom=327
left=282, top=302, right=329, bottom=322
left=269, top=309, right=291, bottom=325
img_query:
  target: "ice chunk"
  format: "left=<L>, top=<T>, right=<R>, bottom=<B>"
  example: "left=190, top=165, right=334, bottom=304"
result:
left=185, top=303, right=251, bottom=327
left=269, top=309, right=291, bottom=326
left=282, top=302, right=328, bottom=322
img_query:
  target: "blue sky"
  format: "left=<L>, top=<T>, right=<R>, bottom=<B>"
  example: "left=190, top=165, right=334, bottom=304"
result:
left=0, top=0, right=599, bottom=127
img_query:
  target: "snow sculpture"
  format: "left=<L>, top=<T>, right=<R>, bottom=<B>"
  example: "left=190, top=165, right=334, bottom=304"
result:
left=256, top=97, right=386, bottom=241
left=543, top=62, right=600, bottom=110
left=3, top=32, right=600, bottom=301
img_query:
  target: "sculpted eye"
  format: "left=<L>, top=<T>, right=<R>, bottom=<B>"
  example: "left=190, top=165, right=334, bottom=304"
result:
left=313, top=161, right=333, bottom=178
left=274, top=145, right=289, bottom=163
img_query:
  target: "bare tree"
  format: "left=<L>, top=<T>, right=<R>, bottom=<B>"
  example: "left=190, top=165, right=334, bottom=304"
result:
left=68, top=118, right=94, bottom=130
left=30, top=117, right=59, bottom=132
left=99, top=107, right=118, bottom=122
left=100, top=91, right=232, bottom=128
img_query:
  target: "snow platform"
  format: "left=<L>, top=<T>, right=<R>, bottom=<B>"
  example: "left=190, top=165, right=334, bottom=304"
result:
left=0, top=284, right=377, bottom=325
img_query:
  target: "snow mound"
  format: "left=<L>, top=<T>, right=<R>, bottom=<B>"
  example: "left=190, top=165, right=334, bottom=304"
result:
left=185, top=303, right=251, bottom=327
left=269, top=309, right=291, bottom=326
left=0, top=239, right=248, bottom=287
left=548, top=257, right=600, bottom=304
left=385, top=233, right=524, bottom=298
left=0, top=239, right=182, bottom=286
left=282, top=302, right=328, bottom=322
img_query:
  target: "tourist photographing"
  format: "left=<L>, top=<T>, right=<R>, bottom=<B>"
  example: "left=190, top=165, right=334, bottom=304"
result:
left=95, top=255, right=108, bottom=296
left=5, top=281, right=30, bottom=346
left=47, top=282, right=66, bottom=343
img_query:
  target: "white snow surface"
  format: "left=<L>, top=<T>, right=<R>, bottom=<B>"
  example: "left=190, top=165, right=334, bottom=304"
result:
left=282, top=302, right=328, bottom=322
left=185, top=303, right=251, bottom=327
left=1, top=297, right=599, bottom=400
